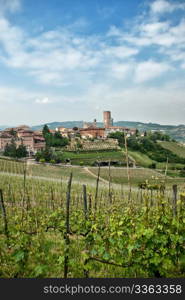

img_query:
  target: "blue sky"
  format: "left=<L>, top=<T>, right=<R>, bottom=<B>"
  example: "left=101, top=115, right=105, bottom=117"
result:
left=0, top=0, right=185, bottom=126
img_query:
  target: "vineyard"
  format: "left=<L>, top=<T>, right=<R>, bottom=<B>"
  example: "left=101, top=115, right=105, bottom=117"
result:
left=0, top=159, right=185, bottom=278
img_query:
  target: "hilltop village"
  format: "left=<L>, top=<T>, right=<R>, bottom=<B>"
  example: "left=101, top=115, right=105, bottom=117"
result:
left=0, top=111, right=136, bottom=155
left=1, top=110, right=184, bottom=171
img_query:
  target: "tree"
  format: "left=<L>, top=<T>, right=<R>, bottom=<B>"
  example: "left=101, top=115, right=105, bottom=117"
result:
left=42, top=127, right=69, bottom=148
left=4, top=140, right=17, bottom=157
left=16, top=144, right=28, bottom=158
left=3, top=140, right=27, bottom=158
left=42, top=125, right=50, bottom=138
left=108, top=132, right=125, bottom=147
left=135, top=129, right=139, bottom=137
left=9, top=128, right=17, bottom=137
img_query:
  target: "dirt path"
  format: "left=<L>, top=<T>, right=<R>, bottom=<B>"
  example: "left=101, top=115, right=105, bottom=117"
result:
left=0, top=171, right=108, bottom=188
left=83, top=167, right=109, bottom=184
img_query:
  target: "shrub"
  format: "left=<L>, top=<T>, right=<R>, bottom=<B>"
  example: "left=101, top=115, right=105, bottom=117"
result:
left=39, top=158, right=45, bottom=164
left=50, top=159, right=56, bottom=164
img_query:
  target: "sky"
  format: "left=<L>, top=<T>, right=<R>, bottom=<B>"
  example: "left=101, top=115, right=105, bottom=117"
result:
left=0, top=0, right=185, bottom=126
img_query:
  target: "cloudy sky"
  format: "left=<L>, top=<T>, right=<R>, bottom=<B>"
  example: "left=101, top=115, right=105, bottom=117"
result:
left=0, top=0, right=185, bottom=126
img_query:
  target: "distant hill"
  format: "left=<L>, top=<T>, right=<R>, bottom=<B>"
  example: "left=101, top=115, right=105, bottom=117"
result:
left=0, top=125, right=9, bottom=130
left=31, top=121, right=103, bottom=131
left=31, top=121, right=185, bottom=142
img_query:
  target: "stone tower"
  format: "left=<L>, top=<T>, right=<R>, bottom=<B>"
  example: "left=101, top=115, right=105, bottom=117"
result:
left=103, top=111, right=112, bottom=128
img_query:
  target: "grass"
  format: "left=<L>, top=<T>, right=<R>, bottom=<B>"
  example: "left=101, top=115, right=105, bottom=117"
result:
left=0, top=157, right=184, bottom=188
left=156, top=162, right=185, bottom=170
left=158, top=141, right=185, bottom=158
left=89, top=166, right=185, bottom=186
left=128, top=148, right=185, bottom=170
left=89, top=167, right=163, bottom=185
left=0, top=159, right=97, bottom=184
left=30, top=164, right=95, bottom=183
left=61, top=150, right=126, bottom=165
left=128, top=150, right=154, bottom=167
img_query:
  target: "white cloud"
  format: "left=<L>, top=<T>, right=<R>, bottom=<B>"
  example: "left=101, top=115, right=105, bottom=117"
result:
left=103, top=45, right=139, bottom=58
left=134, top=60, right=172, bottom=83
left=139, top=21, right=170, bottom=36
left=150, top=0, right=185, bottom=15
left=0, top=13, right=140, bottom=87
left=0, top=0, right=21, bottom=14
left=111, top=63, right=132, bottom=80
left=0, top=0, right=185, bottom=125
left=113, top=18, right=185, bottom=48
left=35, top=97, right=51, bottom=104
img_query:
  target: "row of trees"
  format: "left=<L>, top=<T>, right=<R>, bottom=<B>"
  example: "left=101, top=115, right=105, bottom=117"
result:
left=108, top=131, right=185, bottom=164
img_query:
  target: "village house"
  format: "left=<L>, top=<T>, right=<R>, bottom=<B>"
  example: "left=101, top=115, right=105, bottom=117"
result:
left=0, top=125, right=45, bottom=155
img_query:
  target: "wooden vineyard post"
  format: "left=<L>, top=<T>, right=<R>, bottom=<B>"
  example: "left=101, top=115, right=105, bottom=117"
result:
left=94, top=162, right=100, bottom=210
left=64, top=172, right=72, bottom=278
left=83, top=185, right=88, bottom=220
left=26, top=187, right=31, bottom=211
left=51, top=187, right=55, bottom=210
left=108, top=160, right=112, bottom=204
left=150, top=189, right=153, bottom=207
left=89, top=193, right=92, bottom=214
left=121, top=183, right=124, bottom=199
left=140, top=189, right=143, bottom=205
left=124, top=132, right=132, bottom=202
left=0, top=189, right=9, bottom=241
left=164, top=157, right=168, bottom=183
left=172, top=184, right=177, bottom=217
left=23, top=160, right=27, bottom=192
left=22, top=160, right=27, bottom=210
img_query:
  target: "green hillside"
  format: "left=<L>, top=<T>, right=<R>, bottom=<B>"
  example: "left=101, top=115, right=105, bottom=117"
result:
left=128, top=150, right=154, bottom=168
left=158, top=141, right=185, bottom=158
left=61, top=150, right=126, bottom=165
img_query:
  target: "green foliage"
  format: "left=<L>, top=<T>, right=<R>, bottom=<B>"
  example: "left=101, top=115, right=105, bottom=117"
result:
left=158, top=141, right=185, bottom=159
left=50, top=159, right=56, bottom=164
left=42, top=125, right=69, bottom=148
left=4, top=140, right=28, bottom=158
left=108, top=132, right=125, bottom=147
left=42, top=124, right=50, bottom=137
left=4, top=140, right=17, bottom=157
left=16, top=144, right=28, bottom=158
left=179, top=168, right=185, bottom=177
left=9, top=129, right=17, bottom=137
left=0, top=171, right=184, bottom=278
left=35, top=147, right=63, bottom=163
left=39, top=158, right=45, bottom=163
left=127, top=135, right=185, bottom=164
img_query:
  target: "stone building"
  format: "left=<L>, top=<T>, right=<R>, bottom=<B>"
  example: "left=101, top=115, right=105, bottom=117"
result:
left=0, top=126, right=45, bottom=155
left=79, top=127, right=105, bottom=139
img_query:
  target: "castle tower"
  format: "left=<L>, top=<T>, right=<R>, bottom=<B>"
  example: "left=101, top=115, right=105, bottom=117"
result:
left=93, top=119, right=97, bottom=128
left=103, top=111, right=112, bottom=128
